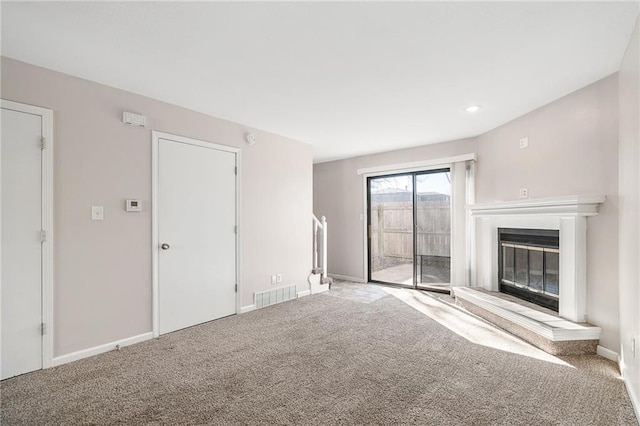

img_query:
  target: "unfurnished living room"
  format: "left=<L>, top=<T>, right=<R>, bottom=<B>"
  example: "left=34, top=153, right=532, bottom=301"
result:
left=1, top=1, right=639, bottom=425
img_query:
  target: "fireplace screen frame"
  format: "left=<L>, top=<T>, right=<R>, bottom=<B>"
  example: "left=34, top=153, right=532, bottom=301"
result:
left=498, top=228, right=560, bottom=312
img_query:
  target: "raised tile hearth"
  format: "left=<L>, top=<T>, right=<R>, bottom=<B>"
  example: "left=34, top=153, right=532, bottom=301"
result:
left=453, top=287, right=601, bottom=355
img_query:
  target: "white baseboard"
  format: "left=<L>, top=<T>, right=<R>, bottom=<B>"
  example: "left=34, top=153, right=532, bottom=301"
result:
left=596, top=345, right=619, bottom=362
left=297, top=290, right=311, bottom=298
left=311, top=284, right=330, bottom=294
left=621, top=368, right=640, bottom=423
left=52, top=332, right=153, bottom=367
left=329, top=274, right=366, bottom=283
left=240, top=304, right=255, bottom=314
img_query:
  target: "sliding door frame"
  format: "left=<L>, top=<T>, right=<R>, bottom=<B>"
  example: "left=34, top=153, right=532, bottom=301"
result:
left=413, top=168, right=453, bottom=291
left=358, top=154, right=476, bottom=289
left=366, top=171, right=416, bottom=288
left=366, top=168, right=451, bottom=289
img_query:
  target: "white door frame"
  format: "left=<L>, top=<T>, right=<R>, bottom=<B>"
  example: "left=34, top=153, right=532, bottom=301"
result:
left=1, top=99, right=54, bottom=369
left=151, top=131, right=241, bottom=338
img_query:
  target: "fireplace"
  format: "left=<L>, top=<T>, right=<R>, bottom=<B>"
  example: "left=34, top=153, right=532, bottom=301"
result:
left=467, top=195, right=605, bottom=323
left=498, top=228, right=559, bottom=311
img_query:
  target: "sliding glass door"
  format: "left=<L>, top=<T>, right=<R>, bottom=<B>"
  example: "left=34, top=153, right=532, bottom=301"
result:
left=368, top=174, right=414, bottom=285
left=368, top=169, right=451, bottom=291
left=414, top=171, right=451, bottom=291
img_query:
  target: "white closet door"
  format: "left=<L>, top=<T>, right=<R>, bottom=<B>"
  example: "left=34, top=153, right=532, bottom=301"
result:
left=157, top=136, right=237, bottom=335
left=1, top=107, right=43, bottom=379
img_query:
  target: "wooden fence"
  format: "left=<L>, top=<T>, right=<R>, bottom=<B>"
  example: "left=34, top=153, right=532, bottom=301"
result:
left=370, top=200, right=450, bottom=268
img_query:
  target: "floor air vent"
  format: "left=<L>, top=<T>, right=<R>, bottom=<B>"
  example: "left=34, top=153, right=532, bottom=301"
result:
left=255, top=285, right=297, bottom=309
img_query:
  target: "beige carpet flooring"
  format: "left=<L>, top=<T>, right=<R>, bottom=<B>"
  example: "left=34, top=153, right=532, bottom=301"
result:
left=1, top=281, right=636, bottom=425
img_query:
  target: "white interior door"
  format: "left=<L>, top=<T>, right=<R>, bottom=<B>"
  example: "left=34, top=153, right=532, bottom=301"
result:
left=1, top=107, right=43, bottom=379
left=157, top=136, right=237, bottom=335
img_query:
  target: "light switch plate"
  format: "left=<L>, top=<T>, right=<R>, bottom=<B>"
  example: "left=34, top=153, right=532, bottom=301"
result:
left=519, top=137, right=529, bottom=149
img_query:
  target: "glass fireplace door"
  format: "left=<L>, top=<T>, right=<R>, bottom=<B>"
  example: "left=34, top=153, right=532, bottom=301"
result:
left=498, top=228, right=560, bottom=311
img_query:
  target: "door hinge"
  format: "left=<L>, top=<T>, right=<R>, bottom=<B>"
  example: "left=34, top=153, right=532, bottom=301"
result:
left=41, top=323, right=46, bottom=335
left=40, top=137, right=46, bottom=150
left=234, top=225, right=237, bottom=234
left=367, top=225, right=372, bottom=238
left=40, top=229, right=47, bottom=243
left=234, top=166, right=238, bottom=175
left=235, top=284, right=238, bottom=292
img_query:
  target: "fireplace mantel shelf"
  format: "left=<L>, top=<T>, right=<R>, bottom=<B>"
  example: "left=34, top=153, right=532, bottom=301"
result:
left=467, top=195, right=606, bottom=217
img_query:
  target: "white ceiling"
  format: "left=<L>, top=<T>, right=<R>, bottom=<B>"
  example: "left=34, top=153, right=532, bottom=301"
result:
left=1, top=2, right=638, bottom=163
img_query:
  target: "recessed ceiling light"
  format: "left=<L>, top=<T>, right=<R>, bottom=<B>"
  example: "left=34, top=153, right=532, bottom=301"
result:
left=465, top=105, right=481, bottom=113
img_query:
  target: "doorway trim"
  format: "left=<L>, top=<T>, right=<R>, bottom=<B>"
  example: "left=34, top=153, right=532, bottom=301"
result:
left=1, top=99, right=54, bottom=369
left=359, top=153, right=476, bottom=285
left=151, top=131, right=241, bottom=338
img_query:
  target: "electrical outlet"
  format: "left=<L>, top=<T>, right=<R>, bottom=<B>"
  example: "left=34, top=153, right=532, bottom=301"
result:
left=276, top=274, right=282, bottom=283
left=519, top=188, right=528, bottom=199
left=519, top=137, right=529, bottom=149
left=271, top=275, right=277, bottom=285
left=91, top=205, right=104, bottom=221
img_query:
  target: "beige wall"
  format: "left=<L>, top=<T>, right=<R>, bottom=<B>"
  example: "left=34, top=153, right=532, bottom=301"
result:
left=1, top=57, right=313, bottom=357
left=618, top=17, right=640, bottom=413
left=313, top=138, right=477, bottom=280
left=314, top=75, right=620, bottom=350
left=476, top=74, right=620, bottom=350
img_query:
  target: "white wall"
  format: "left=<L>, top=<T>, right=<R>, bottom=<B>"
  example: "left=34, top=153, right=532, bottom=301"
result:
left=618, top=17, right=640, bottom=414
left=1, top=57, right=313, bottom=357
left=314, top=74, right=620, bottom=351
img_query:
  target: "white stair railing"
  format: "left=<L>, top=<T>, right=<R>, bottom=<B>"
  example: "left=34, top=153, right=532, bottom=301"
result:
left=313, top=215, right=319, bottom=272
left=312, top=214, right=331, bottom=287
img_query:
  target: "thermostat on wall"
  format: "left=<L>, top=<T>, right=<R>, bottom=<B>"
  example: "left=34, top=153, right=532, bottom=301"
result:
left=126, top=199, right=142, bottom=212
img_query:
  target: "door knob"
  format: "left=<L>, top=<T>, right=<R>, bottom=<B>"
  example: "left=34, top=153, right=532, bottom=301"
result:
left=161, top=243, right=170, bottom=250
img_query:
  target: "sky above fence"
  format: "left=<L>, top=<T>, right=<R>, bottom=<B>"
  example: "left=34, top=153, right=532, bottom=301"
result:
left=370, top=172, right=451, bottom=196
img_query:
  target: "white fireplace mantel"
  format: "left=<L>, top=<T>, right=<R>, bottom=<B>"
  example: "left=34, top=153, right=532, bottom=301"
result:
left=468, top=195, right=606, bottom=218
left=467, top=195, right=606, bottom=323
